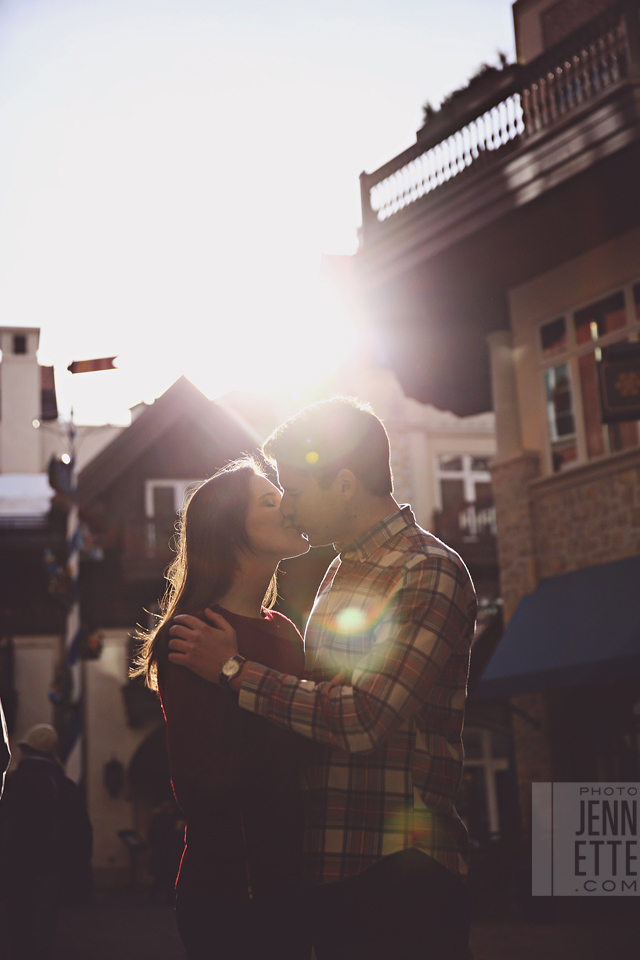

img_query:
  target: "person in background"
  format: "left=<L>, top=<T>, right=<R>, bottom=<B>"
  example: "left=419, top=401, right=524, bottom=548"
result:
left=169, top=397, right=477, bottom=960
left=131, top=458, right=313, bottom=960
left=0, top=723, right=92, bottom=960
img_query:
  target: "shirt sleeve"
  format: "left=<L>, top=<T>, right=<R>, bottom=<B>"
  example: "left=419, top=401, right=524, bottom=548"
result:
left=238, top=553, right=476, bottom=753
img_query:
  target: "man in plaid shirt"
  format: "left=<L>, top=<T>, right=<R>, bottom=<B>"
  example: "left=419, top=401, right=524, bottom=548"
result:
left=169, top=398, right=476, bottom=959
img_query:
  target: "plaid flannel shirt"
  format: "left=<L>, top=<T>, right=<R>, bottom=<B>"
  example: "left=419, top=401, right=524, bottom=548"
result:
left=239, top=505, right=476, bottom=885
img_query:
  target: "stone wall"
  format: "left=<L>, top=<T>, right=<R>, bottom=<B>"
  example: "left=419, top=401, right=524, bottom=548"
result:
left=530, top=447, right=640, bottom=579
left=490, top=451, right=555, bottom=828
left=491, top=445, right=640, bottom=831
left=490, top=451, right=541, bottom=622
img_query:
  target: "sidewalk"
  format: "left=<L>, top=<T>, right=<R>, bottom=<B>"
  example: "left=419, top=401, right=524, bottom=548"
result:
left=53, top=887, right=640, bottom=960
left=470, top=916, right=639, bottom=960
left=54, top=889, right=183, bottom=960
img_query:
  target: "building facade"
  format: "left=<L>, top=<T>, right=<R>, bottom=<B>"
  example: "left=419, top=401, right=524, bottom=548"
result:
left=0, top=362, right=264, bottom=884
left=351, top=0, right=640, bottom=854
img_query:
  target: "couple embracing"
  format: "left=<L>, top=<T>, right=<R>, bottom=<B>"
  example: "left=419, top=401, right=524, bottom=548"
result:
left=133, top=397, right=476, bottom=960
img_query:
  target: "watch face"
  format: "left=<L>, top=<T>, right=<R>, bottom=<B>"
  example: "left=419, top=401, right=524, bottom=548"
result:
left=222, top=657, right=241, bottom=679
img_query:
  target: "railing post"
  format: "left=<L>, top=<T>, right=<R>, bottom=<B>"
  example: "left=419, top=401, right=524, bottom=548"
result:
left=623, top=0, right=640, bottom=79
left=359, top=171, right=377, bottom=243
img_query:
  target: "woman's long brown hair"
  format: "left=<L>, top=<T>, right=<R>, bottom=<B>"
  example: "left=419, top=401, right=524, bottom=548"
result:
left=130, top=457, right=277, bottom=691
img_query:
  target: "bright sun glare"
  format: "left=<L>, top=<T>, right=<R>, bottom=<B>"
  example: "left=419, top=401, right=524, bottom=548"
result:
left=51, top=269, right=360, bottom=425
left=0, top=0, right=516, bottom=424
left=0, top=0, right=362, bottom=424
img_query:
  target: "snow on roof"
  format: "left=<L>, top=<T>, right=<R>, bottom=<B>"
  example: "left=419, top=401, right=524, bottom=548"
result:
left=0, top=473, right=55, bottom=516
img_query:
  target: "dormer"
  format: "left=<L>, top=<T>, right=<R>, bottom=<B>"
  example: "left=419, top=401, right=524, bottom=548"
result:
left=0, top=325, right=40, bottom=361
left=0, top=325, right=57, bottom=473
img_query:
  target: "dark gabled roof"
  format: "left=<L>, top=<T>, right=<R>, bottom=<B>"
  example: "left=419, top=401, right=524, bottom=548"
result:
left=79, top=376, right=261, bottom=502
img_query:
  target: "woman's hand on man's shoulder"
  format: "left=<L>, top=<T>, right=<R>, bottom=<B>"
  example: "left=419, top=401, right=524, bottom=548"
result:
left=168, top=610, right=239, bottom=684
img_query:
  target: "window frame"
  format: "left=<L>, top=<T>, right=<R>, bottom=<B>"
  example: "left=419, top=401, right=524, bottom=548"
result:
left=537, top=280, right=640, bottom=474
left=462, top=727, right=510, bottom=840
left=434, top=453, right=493, bottom=510
left=144, top=478, right=202, bottom=556
left=144, top=479, right=202, bottom=520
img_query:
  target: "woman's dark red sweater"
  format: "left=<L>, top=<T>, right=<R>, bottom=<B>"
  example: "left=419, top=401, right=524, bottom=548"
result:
left=158, top=606, right=306, bottom=900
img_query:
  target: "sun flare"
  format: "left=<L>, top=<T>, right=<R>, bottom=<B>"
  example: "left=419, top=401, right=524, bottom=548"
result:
left=0, top=0, right=515, bottom=425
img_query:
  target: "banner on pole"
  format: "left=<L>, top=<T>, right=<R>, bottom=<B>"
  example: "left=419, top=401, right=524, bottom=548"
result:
left=67, top=357, right=117, bottom=374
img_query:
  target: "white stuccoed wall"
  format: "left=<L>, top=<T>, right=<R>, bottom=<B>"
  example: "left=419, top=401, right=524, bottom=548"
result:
left=0, top=327, right=42, bottom=473
left=85, top=631, right=162, bottom=884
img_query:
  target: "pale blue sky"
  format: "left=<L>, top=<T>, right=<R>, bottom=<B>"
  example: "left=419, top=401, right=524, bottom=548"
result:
left=0, top=0, right=516, bottom=422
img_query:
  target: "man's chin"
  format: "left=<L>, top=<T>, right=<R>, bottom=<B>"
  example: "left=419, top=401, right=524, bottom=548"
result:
left=304, top=534, right=335, bottom=549
left=284, top=541, right=311, bottom=559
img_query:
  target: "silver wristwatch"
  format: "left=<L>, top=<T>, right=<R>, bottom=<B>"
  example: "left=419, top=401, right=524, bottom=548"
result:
left=219, top=654, right=246, bottom=687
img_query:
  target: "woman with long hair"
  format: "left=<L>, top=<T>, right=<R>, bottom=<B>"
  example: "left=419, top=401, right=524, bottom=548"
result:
left=131, top=457, right=312, bottom=960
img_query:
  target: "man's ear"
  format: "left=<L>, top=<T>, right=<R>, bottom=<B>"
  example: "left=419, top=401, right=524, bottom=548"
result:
left=335, top=469, right=357, bottom=500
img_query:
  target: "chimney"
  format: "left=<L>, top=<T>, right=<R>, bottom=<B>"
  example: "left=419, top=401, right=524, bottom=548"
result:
left=0, top=326, right=42, bottom=473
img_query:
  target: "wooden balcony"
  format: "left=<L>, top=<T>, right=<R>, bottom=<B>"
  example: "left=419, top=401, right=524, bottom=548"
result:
left=358, top=0, right=640, bottom=279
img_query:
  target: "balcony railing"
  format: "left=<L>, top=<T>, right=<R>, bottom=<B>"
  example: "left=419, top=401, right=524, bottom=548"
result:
left=434, top=499, right=497, bottom=541
left=361, top=0, right=638, bottom=229
left=522, top=5, right=629, bottom=134
left=432, top=498, right=498, bottom=570
left=369, top=95, right=525, bottom=223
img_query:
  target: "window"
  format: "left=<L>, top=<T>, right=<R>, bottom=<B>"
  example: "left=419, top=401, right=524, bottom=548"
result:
left=459, top=728, right=511, bottom=840
left=144, top=479, right=201, bottom=555
left=435, top=454, right=496, bottom=538
left=13, top=334, right=27, bottom=355
left=539, top=284, right=640, bottom=473
left=540, top=316, right=567, bottom=358
left=544, top=362, right=578, bottom=470
left=436, top=454, right=492, bottom=504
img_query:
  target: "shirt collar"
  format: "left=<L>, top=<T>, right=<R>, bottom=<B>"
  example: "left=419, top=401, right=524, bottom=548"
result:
left=337, top=504, right=416, bottom=562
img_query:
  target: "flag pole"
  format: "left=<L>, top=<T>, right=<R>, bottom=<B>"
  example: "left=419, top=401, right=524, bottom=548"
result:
left=54, top=356, right=117, bottom=786
left=63, top=410, right=84, bottom=783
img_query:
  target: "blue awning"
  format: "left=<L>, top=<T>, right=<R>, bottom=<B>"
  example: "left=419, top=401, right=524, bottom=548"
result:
left=477, top=555, right=640, bottom=698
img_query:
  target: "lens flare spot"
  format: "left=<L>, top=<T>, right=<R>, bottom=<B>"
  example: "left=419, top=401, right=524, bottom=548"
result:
left=335, top=607, right=368, bottom=634
left=305, top=451, right=319, bottom=464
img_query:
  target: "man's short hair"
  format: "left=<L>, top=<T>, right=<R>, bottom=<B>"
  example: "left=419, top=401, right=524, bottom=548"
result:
left=262, top=396, right=393, bottom=496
